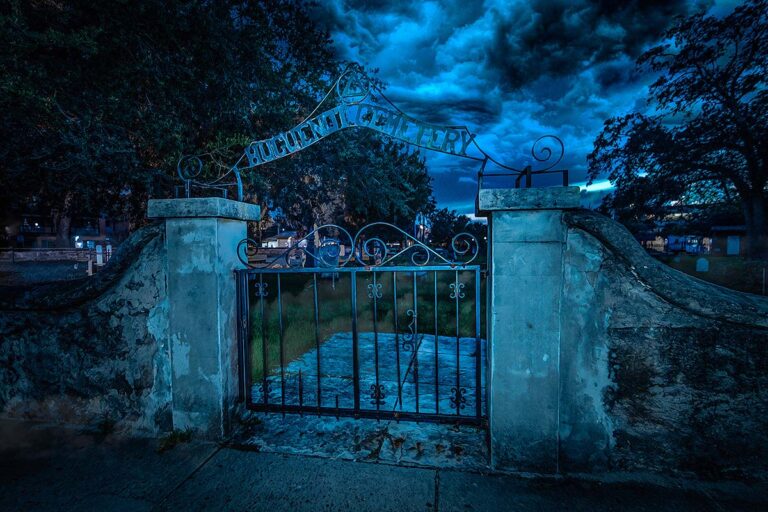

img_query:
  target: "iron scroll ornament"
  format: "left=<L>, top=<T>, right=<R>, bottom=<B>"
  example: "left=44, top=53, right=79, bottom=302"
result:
left=177, top=66, right=566, bottom=200
left=237, top=222, right=479, bottom=269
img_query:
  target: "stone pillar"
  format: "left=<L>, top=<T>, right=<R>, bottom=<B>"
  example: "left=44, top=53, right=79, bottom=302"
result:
left=477, top=187, right=580, bottom=473
left=148, top=197, right=260, bottom=439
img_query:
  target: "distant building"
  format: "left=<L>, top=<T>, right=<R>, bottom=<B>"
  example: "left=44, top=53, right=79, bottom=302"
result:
left=710, top=225, right=747, bottom=256
left=3, top=213, right=129, bottom=248
left=666, top=235, right=711, bottom=255
left=261, top=231, right=297, bottom=249
left=639, top=235, right=666, bottom=253
left=637, top=231, right=714, bottom=255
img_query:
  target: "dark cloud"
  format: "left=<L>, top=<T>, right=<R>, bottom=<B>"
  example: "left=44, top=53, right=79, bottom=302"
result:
left=308, top=0, right=732, bottom=212
left=485, top=0, right=711, bottom=89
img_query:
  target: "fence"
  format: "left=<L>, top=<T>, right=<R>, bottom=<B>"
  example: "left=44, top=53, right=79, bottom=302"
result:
left=235, top=223, right=487, bottom=425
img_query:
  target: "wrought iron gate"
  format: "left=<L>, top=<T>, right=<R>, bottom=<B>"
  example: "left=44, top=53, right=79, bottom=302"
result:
left=235, top=223, right=486, bottom=425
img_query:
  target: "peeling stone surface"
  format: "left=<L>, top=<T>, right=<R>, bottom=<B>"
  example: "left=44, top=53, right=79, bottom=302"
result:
left=0, top=225, right=172, bottom=435
left=234, top=413, right=489, bottom=471
left=562, top=210, right=768, bottom=480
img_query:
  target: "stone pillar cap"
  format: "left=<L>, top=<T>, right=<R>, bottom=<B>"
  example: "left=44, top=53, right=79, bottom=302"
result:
left=147, top=197, right=261, bottom=222
left=476, top=186, right=581, bottom=216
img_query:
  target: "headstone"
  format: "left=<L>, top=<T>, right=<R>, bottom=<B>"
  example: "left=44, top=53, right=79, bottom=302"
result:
left=317, top=238, right=340, bottom=268
left=696, top=257, right=709, bottom=272
left=727, top=235, right=740, bottom=256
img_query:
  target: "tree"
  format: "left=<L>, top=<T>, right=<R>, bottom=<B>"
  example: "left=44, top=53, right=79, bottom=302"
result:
left=0, top=1, right=441, bottom=247
left=588, top=0, right=768, bottom=259
left=254, top=130, right=435, bottom=235
left=427, top=208, right=487, bottom=258
left=429, top=208, right=470, bottom=246
left=0, top=0, right=336, bottom=245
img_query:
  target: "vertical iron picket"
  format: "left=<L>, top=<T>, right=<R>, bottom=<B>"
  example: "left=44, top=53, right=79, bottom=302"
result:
left=453, top=270, right=461, bottom=416
left=351, top=271, right=360, bottom=414
left=277, top=274, right=285, bottom=414
left=433, top=270, right=439, bottom=415
left=393, top=271, right=403, bottom=411
left=244, top=273, right=252, bottom=407
left=475, top=267, right=482, bottom=420
left=412, top=271, right=420, bottom=414
left=313, top=273, right=322, bottom=412
left=236, top=272, right=244, bottom=401
left=371, top=272, right=382, bottom=416
left=259, top=273, right=269, bottom=406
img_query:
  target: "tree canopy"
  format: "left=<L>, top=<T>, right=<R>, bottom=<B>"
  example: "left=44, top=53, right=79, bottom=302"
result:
left=588, top=0, right=768, bottom=258
left=0, top=0, right=438, bottom=246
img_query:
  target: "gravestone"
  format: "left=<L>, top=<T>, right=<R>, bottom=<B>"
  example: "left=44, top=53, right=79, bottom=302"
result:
left=696, top=257, right=709, bottom=272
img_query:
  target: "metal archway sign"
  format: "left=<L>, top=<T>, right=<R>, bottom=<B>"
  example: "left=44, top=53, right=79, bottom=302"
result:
left=241, top=71, right=479, bottom=168
left=177, top=66, right=565, bottom=200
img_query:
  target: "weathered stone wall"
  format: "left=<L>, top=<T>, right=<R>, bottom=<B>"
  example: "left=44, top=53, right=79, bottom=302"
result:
left=0, top=224, right=172, bottom=435
left=560, top=210, right=768, bottom=480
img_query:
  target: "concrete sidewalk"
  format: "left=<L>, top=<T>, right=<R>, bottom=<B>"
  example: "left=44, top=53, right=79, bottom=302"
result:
left=1, top=420, right=765, bottom=512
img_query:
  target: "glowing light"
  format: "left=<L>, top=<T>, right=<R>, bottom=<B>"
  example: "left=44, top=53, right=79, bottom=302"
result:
left=574, top=179, right=614, bottom=192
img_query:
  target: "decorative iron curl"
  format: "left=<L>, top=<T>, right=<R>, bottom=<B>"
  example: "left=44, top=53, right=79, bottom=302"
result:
left=360, top=237, right=388, bottom=265
left=530, top=135, right=564, bottom=172
left=177, top=155, right=203, bottom=181
left=367, top=282, right=383, bottom=299
left=402, top=309, right=417, bottom=352
left=450, top=386, right=467, bottom=410
left=176, top=153, right=244, bottom=201
left=369, top=384, right=385, bottom=404
left=352, top=222, right=478, bottom=267
left=237, top=238, right=261, bottom=268
left=450, top=281, right=466, bottom=300
left=450, top=233, right=479, bottom=264
left=238, top=221, right=478, bottom=269
left=238, top=224, right=354, bottom=269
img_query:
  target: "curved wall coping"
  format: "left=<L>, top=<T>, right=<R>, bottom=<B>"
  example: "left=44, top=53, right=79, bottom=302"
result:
left=565, top=209, right=768, bottom=328
left=0, top=223, right=163, bottom=311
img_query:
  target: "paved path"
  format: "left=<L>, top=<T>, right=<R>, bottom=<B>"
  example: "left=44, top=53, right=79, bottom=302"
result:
left=1, top=420, right=766, bottom=512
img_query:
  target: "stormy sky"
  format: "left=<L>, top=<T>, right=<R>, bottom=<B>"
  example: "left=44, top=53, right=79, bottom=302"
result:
left=309, top=0, right=741, bottom=216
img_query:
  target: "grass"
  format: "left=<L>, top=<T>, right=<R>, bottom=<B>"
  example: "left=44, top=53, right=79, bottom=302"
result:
left=656, top=254, right=768, bottom=296
left=248, top=270, right=486, bottom=381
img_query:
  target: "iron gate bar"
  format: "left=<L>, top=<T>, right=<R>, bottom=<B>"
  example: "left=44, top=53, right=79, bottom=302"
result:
left=312, top=273, right=322, bottom=411
left=259, top=273, right=269, bottom=406
left=236, top=272, right=247, bottom=401
left=392, top=272, right=403, bottom=411
left=238, top=263, right=485, bottom=426
left=277, top=274, right=286, bottom=415
left=412, top=271, right=420, bottom=414
left=475, top=267, right=482, bottom=419
left=241, top=265, right=479, bottom=274
left=251, top=404, right=484, bottom=426
left=433, top=271, right=439, bottom=415
left=453, top=270, right=463, bottom=415
left=351, top=272, right=361, bottom=414
left=370, top=272, right=382, bottom=416
left=243, top=272, right=253, bottom=407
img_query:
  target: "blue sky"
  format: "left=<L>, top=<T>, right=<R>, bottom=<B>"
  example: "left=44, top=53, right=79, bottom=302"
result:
left=310, top=0, right=741, bottom=216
